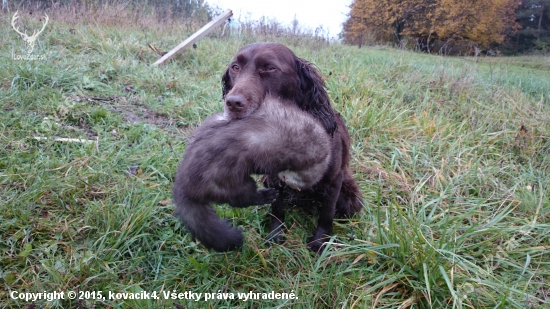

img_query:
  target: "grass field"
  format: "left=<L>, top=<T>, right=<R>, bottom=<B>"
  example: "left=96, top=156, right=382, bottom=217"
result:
left=1, top=12, right=550, bottom=309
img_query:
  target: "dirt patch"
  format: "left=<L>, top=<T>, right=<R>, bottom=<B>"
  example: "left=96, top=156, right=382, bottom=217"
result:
left=117, top=103, right=195, bottom=139
left=114, top=103, right=169, bottom=127
left=70, top=94, right=194, bottom=140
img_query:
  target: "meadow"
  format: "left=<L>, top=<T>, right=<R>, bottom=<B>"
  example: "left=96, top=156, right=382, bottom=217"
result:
left=1, top=9, right=549, bottom=308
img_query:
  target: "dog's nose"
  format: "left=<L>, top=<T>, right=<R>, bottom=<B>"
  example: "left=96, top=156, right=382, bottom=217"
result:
left=225, top=94, right=246, bottom=112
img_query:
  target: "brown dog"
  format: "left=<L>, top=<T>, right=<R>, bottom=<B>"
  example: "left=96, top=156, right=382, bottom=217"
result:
left=221, top=42, right=362, bottom=252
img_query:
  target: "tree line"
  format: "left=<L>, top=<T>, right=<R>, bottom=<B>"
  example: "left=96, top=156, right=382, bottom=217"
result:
left=343, top=0, right=549, bottom=55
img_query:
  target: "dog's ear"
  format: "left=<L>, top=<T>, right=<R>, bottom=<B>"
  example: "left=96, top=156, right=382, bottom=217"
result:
left=296, top=58, right=337, bottom=136
left=222, top=68, right=232, bottom=99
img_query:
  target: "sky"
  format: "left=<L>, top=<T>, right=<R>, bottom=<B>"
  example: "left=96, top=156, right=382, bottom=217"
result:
left=205, top=0, right=352, bottom=39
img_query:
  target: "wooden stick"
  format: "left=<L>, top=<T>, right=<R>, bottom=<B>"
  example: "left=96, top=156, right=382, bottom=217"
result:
left=153, top=10, right=233, bottom=66
left=33, top=136, right=96, bottom=144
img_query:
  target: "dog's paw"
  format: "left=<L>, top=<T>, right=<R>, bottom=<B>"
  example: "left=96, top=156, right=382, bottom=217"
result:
left=307, top=236, right=329, bottom=254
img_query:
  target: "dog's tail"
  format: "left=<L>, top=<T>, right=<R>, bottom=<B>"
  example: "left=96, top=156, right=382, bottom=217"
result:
left=173, top=193, right=243, bottom=252
left=335, top=170, right=363, bottom=218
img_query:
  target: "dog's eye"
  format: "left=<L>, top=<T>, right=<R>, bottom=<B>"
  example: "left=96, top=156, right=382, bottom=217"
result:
left=260, top=66, right=276, bottom=74
left=232, top=65, right=240, bottom=72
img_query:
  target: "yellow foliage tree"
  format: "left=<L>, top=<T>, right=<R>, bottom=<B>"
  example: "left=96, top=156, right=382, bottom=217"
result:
left=343, top=0, right=430, bottom=45
left=344, top=0, right=519, bottom=52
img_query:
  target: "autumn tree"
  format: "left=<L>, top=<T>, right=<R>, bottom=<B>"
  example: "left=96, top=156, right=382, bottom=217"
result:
left=343, top=0, right=431, bottom=46
left=344, top=0, right=520, bottom=53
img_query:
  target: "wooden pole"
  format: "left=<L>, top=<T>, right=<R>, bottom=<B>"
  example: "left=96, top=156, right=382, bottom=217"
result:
left=153, top=10, right=233, bottom=66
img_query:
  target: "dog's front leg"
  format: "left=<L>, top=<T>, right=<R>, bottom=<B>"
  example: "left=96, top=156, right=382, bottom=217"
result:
left=308, top=173, right=343, bottom=253
left=264, top=175, right=286, bottom=245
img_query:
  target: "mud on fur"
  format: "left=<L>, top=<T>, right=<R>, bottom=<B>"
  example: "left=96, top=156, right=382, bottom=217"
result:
left=172, top=96, right=331, bottom=251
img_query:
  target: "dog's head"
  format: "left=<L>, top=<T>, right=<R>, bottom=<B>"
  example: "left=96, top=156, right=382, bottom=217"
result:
left=222, top=42, right=336, bottom=135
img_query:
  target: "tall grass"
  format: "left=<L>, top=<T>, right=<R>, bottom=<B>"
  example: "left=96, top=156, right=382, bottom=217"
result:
left=1, top=3, right=549, bottom=308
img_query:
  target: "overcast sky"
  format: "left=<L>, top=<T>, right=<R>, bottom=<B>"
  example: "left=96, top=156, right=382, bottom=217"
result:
left=205, top=0, right=352, bottom=39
